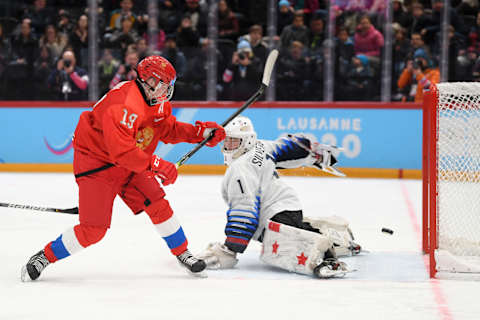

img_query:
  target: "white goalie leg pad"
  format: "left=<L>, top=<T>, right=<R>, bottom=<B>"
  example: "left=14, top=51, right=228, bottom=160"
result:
left=197, top=242, right=239, bottom=270
left=260, top=220, right=333, bottom=276
left=303, top=215, right=357, bottom=257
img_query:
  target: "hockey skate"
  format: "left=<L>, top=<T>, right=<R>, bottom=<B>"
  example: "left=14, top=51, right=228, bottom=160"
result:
left=313, top=258, right=350, bottom=279
left=177, top=250, right=207, bottom=277
left=21, top=250, right=50, bottom=282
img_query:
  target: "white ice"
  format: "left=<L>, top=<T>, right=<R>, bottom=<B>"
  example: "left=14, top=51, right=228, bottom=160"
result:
left=1, top=173, right=479, bottom=320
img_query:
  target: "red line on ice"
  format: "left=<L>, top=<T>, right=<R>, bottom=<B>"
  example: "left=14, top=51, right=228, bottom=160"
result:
left=400, top=181, right=453, bottom=320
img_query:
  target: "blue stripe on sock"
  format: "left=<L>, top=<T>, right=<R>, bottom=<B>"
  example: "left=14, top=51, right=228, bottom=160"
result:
left=51, top=235, right=71, bottom=260
left=163, top=227, right=187, bottom=250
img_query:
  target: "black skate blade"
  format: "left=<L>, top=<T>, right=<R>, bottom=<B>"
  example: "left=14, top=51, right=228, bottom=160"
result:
left=177, top=261, right=208, bottom=278
left=20, top=265, right=33, bottom=282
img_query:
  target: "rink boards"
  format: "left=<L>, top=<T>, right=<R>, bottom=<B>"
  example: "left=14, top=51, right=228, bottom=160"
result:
left=0, top=101, right=422, bottom=178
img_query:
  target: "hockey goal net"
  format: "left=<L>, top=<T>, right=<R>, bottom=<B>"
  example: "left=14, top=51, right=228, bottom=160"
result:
left=423, top=82, right=480, bottom=279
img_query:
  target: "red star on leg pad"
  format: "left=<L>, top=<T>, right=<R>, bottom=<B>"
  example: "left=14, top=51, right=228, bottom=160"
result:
left=272, top=241, right=279, bottom=254
left=297, top=252, right=308, bottom=265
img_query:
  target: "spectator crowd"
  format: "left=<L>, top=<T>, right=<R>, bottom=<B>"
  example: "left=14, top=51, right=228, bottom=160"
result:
left=0, top=0, right=479, bottom=102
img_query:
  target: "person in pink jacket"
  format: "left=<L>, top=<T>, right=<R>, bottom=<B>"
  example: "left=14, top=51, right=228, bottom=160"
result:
left=354, top=15, right=384, bottom=59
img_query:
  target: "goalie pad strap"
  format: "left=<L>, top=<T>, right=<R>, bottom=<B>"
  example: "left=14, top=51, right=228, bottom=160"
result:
left=271, top=210, right=319, bottom=233
left=303, top=216, right=355, bottom=257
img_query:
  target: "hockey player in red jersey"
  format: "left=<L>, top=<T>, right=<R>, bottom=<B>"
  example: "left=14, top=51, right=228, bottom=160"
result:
left=21, top=55, right=226, bottom=281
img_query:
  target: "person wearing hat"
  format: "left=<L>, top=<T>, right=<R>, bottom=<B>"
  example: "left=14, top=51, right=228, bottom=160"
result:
left=278, top=0, right=294, bottom=34
left=338, top=54, right=375, bottom=101
left=238, top=24, right=268, bottom=63
left=397, top=47, right=440, bottom=103
left=222, top=39, right=262, bottom=100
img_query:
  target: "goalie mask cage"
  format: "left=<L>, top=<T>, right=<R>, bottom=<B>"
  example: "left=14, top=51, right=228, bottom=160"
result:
left=423, top=82, right=480, bottom=279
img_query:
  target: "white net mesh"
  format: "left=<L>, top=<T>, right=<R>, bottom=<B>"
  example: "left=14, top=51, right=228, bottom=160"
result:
left=436, top=83, right=480, bottom=273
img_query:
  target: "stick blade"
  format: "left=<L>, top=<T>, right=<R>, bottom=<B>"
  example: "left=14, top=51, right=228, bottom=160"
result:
left=262, top=49, right=279, bottom=87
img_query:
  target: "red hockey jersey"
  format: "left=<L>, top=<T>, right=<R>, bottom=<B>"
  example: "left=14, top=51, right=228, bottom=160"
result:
left=73, top=80, right=202, bottom=173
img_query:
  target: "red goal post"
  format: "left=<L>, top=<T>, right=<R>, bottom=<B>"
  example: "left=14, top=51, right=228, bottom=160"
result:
left=423, top=82, right=480, bottom=279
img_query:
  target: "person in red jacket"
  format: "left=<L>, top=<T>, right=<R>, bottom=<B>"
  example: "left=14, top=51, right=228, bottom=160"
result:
left=21, top=55, right=226, bottom=281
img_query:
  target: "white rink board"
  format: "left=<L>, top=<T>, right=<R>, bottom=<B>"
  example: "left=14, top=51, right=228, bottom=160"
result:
left=1, top=173, right=479, bottom=320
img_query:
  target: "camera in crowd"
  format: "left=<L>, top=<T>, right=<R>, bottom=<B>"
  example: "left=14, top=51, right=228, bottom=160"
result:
left=238, top=52, right=247, bottom=60
left=412, top=58, right=426, bottom=71
left=64, top=59, right=72, bottom=68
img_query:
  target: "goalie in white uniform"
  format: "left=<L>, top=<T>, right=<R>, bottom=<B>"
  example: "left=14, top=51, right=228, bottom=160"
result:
left=198, top=116, right=361, bottom=279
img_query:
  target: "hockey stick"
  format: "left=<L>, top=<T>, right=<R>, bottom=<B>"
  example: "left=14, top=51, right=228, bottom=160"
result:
left=287, top=134, right=346, bottom=177
left=175, top=49, right=279, bottom=168
left=0, top=202, right=79, bottom=214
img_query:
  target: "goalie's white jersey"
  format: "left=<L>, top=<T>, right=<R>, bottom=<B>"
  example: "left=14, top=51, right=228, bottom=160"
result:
left=222, top=136, right=315, bottom=249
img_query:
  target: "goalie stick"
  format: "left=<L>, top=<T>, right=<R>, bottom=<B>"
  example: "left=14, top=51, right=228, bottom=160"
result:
left=3, top=50, right=279, bottom=215
left=0, top=202, right=78, bottom=214
left=175, top=49, right=279, bottom=168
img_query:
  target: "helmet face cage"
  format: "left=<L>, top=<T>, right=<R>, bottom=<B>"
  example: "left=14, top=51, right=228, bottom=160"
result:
left=137, top=56, right=176, bottom=104
left=222, top=116, right=257, bottom=165
left=150, top=77, right=175, bottom=103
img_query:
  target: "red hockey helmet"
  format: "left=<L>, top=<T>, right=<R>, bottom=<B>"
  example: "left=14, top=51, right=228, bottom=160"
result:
left=136, top=55, right=176, bottom=102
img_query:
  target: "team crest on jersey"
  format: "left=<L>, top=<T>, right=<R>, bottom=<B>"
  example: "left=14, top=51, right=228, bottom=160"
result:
left=136, top=127, right=154, bottom=149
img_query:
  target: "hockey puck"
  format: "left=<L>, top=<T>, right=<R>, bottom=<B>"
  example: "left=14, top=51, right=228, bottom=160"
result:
left=382, top=228, right=394, bottom=235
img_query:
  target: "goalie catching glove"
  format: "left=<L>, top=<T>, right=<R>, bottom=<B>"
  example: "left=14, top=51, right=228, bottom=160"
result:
left=310, top=142, right=338, bottom=171
left=197, top=242, right=239, bottom=269
left=148, top=155, right=178, bottom=186
left=287, top=134, right=345, bottom=177
left=195, top=121, right=226, bottom=147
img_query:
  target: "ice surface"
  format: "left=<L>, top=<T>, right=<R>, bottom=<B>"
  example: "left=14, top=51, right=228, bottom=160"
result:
left=1, top=173, right=479, bottom=320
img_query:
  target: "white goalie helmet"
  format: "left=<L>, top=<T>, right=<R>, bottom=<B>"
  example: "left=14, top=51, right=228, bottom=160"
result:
left=222, top=116, right=257, bottom=165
